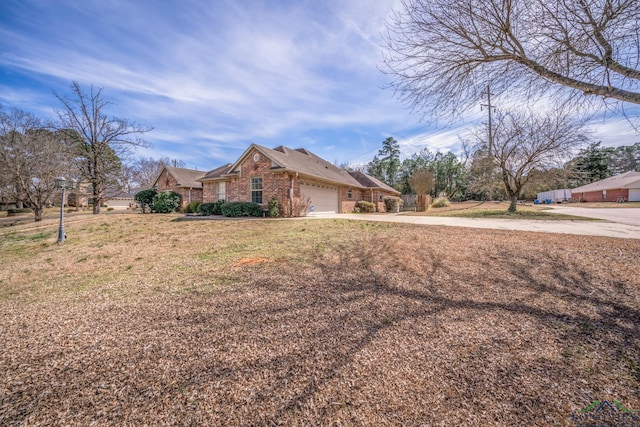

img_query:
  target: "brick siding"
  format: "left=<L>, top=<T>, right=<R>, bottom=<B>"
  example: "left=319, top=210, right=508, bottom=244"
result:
left=202, top=148, right=401, bottom=216
left=573, top=188, right=629, bottom=202
left=203, top=182, right=217, bottom=202
left=156, top=169, right=203, bottom=206
left=222, top=149, right=299, bottom=216
left=340, top=187, right=397, bottom=213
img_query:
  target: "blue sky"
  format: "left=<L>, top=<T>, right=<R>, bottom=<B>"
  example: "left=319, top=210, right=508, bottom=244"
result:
left=1, top=0, right=638, bottom=171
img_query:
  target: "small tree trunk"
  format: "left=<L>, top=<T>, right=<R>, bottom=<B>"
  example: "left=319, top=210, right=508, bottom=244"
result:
left=93, top=189, right=102, bottom=214
left=508, top=195, right=518, bottom=213
left=33, top=206, right=44, bottom=221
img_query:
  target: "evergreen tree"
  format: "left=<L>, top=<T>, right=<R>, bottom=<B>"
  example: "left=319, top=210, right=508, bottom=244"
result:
left=366, top=137, right=401, bottom=187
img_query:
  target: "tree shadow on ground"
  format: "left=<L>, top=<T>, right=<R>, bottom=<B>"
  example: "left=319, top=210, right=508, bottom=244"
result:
left=2, top=229, right=639, bottom=426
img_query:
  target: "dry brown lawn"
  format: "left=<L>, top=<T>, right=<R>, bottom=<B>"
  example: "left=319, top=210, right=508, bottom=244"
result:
left=1, top=214, right=639, bottom=426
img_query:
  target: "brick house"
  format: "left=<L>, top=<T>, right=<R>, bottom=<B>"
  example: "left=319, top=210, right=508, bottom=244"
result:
left=198, top=144, right=400, bottom=216
left=153, top=166, right=205, bottom=207
left=571, top=171, right=640, bottom=202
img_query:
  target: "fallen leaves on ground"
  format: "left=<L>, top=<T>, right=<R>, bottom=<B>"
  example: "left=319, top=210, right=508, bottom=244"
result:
left=0, top=216, right=638, bottom=426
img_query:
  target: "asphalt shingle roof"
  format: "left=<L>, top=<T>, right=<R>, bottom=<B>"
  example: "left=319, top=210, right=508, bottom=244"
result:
left=349, top=171, right=400, bottom=194
left=244, top=144, right=366, bottom=188
left=162, top=166, right=205, bottom=188
left=200, top=163, right=233, bottom=181
left=195, top=145, right=400, bottom=193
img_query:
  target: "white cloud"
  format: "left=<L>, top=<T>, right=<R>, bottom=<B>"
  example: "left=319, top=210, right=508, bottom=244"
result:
left=2, top=0, right=637, bottom=172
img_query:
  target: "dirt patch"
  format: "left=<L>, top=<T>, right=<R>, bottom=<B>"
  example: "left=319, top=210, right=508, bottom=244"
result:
left=232, top=257, right=271, bottom=267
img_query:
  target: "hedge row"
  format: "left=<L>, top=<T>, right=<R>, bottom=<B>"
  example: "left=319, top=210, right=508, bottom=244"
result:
left=220, top=202, right=263, bottom=217
left=196, top=200, right=263, bottom=217
left=197, top=199, right=226, bottom=216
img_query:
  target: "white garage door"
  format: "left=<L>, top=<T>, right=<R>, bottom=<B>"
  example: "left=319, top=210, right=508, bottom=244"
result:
left=629, top=189, right=640, bottom=202
left=300, top=182, right=339, bottom=214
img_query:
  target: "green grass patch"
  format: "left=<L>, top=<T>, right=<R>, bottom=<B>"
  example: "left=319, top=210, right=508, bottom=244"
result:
left=443, top=209, right=598, bottom=220
left=403, top=201, right=600, bottom=220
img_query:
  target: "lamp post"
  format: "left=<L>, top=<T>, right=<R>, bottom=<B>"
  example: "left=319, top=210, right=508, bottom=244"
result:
left=55, top=177, right=76, bottom=243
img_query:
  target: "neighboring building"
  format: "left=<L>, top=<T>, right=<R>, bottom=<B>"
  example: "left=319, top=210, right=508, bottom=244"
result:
left=67, top=181, right=92, bottom=208
left=199, top=144, right=401, bottom=216
left=153, top=166, right=205, bottom=207
left=104, top=191, right=135, bottom=210
left=66, top=183, right=135, bottom=210
left=536, top=189, right=572, bottom=203
left=571, top=171, right=640, bottom=202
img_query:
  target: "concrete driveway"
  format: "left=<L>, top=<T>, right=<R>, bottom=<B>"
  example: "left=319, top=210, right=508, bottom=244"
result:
left=308, top=210, right=640, bottom=240
left=547, top=206, right=640, bottom=226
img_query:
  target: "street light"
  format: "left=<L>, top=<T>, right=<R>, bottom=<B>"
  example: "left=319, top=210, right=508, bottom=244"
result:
left=55, top=177, right=76, bottom=243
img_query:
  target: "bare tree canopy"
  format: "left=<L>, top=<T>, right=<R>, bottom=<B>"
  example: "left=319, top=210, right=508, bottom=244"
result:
left=408, top=169, right=434, bottom=195
left=0, top=106, right=72, bottom=221
left=383, top=0, right=640, bottom=119
left=474, top=107, right=590, bottom=211
left=55, top=81, right=152, bottom=214
left=119, top=156, right=188, bottom=193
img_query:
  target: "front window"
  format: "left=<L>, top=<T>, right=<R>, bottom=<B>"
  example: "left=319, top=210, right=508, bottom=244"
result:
left=347, top=188, right=352, bottom=199
left=251, top=177, right=263, bottom=204
left=216, top=182, right=226, bottom=201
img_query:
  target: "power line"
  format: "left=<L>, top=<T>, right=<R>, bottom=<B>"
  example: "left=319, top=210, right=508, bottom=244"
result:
left=481, top=84, right=497, bottom=201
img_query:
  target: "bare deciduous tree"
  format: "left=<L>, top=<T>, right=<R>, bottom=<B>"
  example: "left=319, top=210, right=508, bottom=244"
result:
left=56, top=82, right=152, bottom=214
left=408, top=169, right=433, bottom=210
left=128, top=156, right=186, bottom=192
left=474, top=108, right=590, bottom=212
left=0, top=107, right=72, bottom=221
left=383, top=0, right=640, bottom=119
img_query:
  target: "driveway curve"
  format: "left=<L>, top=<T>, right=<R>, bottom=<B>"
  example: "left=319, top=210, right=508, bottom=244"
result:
left=307, top=211, right=640, bottom=240
left=547, top=206, right=640, bottom=226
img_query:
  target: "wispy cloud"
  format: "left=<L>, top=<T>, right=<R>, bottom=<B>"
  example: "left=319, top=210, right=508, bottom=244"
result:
left=1, top=0, right=636, bottom=171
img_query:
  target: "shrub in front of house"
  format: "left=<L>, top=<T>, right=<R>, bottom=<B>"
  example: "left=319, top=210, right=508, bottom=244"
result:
left=185, top=201, right=201, bottom=214
left=354, top=200, right=376, bottom=213
left=221, top=202, right=263, bottom=217
left=135, top=189, right=157, bottom=213
left=431, top=196, right=450, bottom=208
left=196, top=200, right=226, bottom=216
left=383, top=196, right=403, bottom=212
left=212, top=199, right=226, bottom=215
left=152, top=191, right=181, bottom=213
left=267, top=197, right=280, bottom=217
left=197, top=203, right=215, bottom=216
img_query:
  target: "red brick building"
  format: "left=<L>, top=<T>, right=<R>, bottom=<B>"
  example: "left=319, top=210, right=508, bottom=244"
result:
left=571, top=171, right=640, bottom=202
left=198, top=144, right=400, bottom=216
left=153, top=166, right=205, bottom=207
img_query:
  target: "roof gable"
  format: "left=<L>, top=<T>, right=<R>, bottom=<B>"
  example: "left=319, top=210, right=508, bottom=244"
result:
left=229, top=144, right=365, bottom=188
left=197, top=144, right=403, bottom=193
left=349, top=171, right=400, bottom=195
left=154, top=166, right=205, bottom=189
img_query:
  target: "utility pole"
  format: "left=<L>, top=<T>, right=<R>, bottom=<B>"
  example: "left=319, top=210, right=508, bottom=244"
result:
left=481, top=84, right=495, bottom=201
